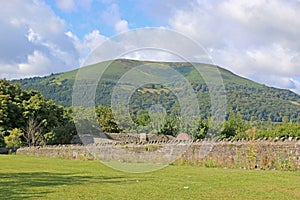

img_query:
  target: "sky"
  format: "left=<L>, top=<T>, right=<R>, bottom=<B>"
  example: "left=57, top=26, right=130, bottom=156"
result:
left=0, top=0, right=300, bottom=94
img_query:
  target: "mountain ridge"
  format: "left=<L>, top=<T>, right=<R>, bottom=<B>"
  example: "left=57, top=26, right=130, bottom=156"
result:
left=11, top=59, right=300, bottom=122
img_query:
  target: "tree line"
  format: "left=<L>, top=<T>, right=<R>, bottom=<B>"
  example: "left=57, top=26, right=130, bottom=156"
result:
left=1, top=79, right=300, bottom=148
left=0, top=79, right=76, bottom=148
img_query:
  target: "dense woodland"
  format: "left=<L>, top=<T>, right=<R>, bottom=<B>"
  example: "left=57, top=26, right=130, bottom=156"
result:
left=1, top=78, right=300, bottom=148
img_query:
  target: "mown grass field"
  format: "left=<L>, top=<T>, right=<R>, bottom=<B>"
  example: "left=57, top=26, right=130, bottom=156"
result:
left=0, top=155, right=299, bottom=200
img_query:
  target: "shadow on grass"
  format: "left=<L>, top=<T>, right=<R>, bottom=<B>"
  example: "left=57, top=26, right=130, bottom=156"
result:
left=0, top=172, right=135, bottom=199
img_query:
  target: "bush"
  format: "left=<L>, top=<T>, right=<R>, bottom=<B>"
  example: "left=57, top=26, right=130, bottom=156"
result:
left=45, top=122, right=77, bottom=145
left=221, top=111, right=249, bottom=138
left=158, top=117, right=178, bottom=136
left=194, top=119, right=209, bottom=140
left=4, top=128, right=23, bottom=148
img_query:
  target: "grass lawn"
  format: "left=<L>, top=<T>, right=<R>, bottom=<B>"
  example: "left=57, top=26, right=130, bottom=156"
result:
left=0, top=155, right=299, bottom=200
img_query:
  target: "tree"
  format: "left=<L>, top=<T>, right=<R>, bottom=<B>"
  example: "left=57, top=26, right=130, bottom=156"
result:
left=96, top=105, right=121, bottom=133
left=194, top=119, right=209, bottom=140
left=135, top=112, right=151, bottom=126
left=45, top=121, right=77, bottom=145
left=0, top=129, right=5, bottom=148
left=46, top=107, right=77, bottom=144
left=4, top=128, right=23, bottom=148
left=0, top=79, right=76, bottom=146
left=276, top=121, right=300, bottom=138
left=22, top=118, right=44, bottom=146
left=0, top=80, right=25, bottom=131
left=158, top=117, right=178, bottom=136
left=221, top=110, right=248, bottom=138
left=22, top=93, right=72, bottom=145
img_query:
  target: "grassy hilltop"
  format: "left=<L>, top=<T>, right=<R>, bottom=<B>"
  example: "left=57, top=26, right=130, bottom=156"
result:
left=13, top=59, right=300, bottom=122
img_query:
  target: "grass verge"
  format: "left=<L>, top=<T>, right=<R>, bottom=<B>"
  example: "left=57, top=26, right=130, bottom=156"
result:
left=0, top=155, right=299, bottom=199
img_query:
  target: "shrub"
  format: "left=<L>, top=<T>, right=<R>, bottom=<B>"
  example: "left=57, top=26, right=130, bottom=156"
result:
left=221, top=111, right=249, bottom=138
left=158, top=117, right=178, bottom=136
left=4, top=128, right=23, bottom=148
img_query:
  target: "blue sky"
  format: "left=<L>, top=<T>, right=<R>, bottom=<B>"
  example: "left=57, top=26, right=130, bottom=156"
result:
left=0, top=0, right=300, bottom=94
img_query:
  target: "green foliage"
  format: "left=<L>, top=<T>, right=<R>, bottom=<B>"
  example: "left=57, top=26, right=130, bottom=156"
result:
left=194, top=119, right=209, bottom=140
left=44, top=107, right=77, bottom=145
left=0, top=79, right=76, bottom=146
left=22, top=94, right=67, bottom=135
left=0, top=127, right=5, bottom=147
left=135, top=112, right=151, bottom=126
left=202, top=159, right=218, bottom=168
left=45, top=121, right=77, bottom=145
left=221, top=111, right=249, bottom=138
left=274, top=157, right=297, bottom=171
left=276, top=122, right=300, bottom=137
left=2, top=57, right=300, bottom=142
left=4, top=128, right=23, bottom=148
left=96, top=105, right=121, bottom=133
left=243, top=121, right=300, bottom=139
left=147, top=112, right=166, bottom=134
left=21, top=95, right=72, bottom=146
left=73, top=103, right=299, bottom=140
left=12, top=59, right=300, bottom=123
left=158, top=117, right=178, bottom=136
left=0, top=79, right=27, bottom=131
left=0, top=132, right=5, bottom=148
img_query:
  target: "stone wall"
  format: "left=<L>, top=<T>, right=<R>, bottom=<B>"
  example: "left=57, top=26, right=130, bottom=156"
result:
left=17, top=145, right=93, bottom=160
left=103, top=133, right=175, bottom=143
left=182, top=138, right=300, bottom=170
left=71, top=133, right=175, bottom=145
left=17, top=138, right=300, bottom=170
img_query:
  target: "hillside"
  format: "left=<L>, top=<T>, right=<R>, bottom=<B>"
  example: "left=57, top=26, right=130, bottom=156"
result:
left=12, top=59, right=300, bottom=122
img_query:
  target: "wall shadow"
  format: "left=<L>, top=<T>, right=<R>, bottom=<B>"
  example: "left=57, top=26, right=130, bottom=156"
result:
left=0, top=172, right=134, bottom=199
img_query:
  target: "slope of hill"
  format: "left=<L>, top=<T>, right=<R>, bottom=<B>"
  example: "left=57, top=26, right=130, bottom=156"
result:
left=11, top=59, right=300, bottom=122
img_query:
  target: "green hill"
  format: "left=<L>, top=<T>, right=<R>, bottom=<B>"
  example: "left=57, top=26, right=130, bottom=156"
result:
left=12, top=59, right=300, bottom=122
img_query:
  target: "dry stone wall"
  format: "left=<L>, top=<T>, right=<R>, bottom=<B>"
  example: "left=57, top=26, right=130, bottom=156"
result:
left=17, top=138, right=300, bottom=170
left=104, top=133, right=175, bottom=143
left=183, top=138, right=300, bottom=170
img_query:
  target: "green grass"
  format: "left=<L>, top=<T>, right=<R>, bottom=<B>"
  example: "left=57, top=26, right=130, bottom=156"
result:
left=0, top=155, right=299, bottom=199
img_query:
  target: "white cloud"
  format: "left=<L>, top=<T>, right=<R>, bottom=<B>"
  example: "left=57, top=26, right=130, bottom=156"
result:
left=102, top=3, right=130, bottom=34
left=0, top=0, right=98, bottom=79
left=18, top=50, right=52, bottom=76
left=0, top=50, right=52, bottom=79
left=167, top=0, right=300, bottom=94
left=0, top=1, right=110, bottom=79
left=81, top=30, right=107, bottom=51
left=66, top=30, right=107, bottom=65
left=55, top=0, right=76, bottom=12
left=83, top=28, right=212, bottom=66
left=55, top=0, right=93, bottom=12
left=115, top=20, right=129, bottom=33
left=169, top=1, right=225, bottom=48
left=1, top=0, right=300, bottom=97
left=246, top=44, right=299, bottom=76
left=213, top=44, right=300, bottom=79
